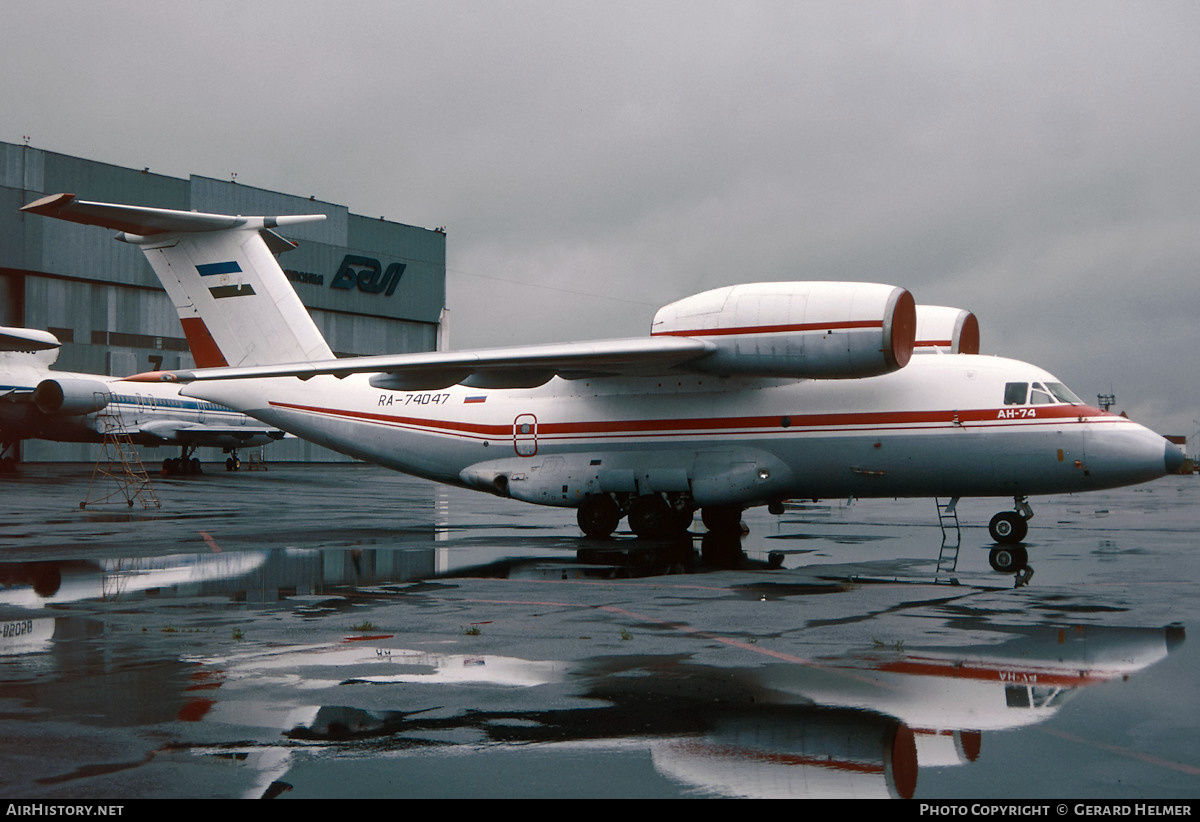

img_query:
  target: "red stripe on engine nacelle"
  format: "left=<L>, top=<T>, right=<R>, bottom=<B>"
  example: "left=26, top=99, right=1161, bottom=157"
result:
left=650, top=319, right=883, bottom=338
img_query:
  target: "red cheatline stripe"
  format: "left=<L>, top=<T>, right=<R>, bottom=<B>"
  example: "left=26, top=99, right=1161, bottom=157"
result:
left=872, top=657, right=1109, bottom=687
left=268, top=400, right=1114, bottom=441
left=652, top=319, right=882, bottom=337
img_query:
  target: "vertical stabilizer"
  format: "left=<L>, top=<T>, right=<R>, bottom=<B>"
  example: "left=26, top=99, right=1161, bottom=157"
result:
left=134, top=228, right=335, bottom=367
left=21, top=194, right=334, bottom=368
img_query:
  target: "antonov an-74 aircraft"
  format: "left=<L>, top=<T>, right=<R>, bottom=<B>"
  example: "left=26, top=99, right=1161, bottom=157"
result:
left=0, top=325, right=284, bottom=473
left=22, top=194, right=1184, bottom=571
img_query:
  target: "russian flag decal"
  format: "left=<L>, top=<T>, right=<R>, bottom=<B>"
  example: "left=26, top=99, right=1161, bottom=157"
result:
left=464, top=396, right=487, bottom=404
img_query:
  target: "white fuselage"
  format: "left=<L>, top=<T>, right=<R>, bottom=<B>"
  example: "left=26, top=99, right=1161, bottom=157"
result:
left=180, top=353, right=1173, bottom=509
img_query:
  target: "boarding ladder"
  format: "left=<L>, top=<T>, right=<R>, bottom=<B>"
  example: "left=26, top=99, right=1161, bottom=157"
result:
left=80, top=397, right=161, bottom=510
left=935, top=497, right=961, bottom=576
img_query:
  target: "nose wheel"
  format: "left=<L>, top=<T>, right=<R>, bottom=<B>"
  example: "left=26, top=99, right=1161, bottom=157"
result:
left=988, top=511, right=1028, bottom=543
left=987, top=497, right=1034, bottom=581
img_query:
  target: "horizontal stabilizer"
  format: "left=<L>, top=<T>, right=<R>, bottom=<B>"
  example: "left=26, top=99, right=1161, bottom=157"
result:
left=21, top=193, right=325, bottom=236
left=0, top=327, right=61, bottom=352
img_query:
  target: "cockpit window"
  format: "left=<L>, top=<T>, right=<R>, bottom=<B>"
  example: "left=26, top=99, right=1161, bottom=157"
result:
left=1046, top=382, right=1083, bottom=404
left=1004, top=380, right=1084, bottom=406
left=1029, top=382, right=1054, bottom=404
left=1004, top=382, right=1028, bottom=405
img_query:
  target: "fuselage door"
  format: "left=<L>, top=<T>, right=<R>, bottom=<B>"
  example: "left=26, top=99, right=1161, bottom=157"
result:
left=514, top=413, right=538, bottom=457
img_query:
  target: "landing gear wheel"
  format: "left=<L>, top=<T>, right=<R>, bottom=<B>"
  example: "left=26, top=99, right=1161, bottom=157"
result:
left=577, top=495, right=621, bottom=539
left=701, top=505, right=743, bottom=534
left=988, top=511, right=1028, bottom=544
left=628, top=494, right=672, bottom=539
left=989, top=544, right=1029, bottom=573
left=671, top=507, right=696, bottom=534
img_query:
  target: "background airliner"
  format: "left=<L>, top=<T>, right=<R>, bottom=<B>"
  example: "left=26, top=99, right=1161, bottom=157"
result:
left=0, top=325, right=284, bottom=474
left=21, top=194, right=1184, bottom=571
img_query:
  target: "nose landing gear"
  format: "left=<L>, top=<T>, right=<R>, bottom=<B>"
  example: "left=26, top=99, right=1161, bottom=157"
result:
left=987, top=496, right=1034, bottom=585
left=988, top=496, right=1033, bottom=544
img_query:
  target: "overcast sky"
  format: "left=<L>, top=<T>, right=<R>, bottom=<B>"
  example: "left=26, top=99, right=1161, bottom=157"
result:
left=3, top=1, right=1198, bottom=438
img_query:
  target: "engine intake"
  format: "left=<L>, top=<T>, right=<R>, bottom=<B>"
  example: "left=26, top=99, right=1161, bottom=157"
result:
left=914, top=305, right=980, bottom=354
left=33, top=378, right=112, bottom=416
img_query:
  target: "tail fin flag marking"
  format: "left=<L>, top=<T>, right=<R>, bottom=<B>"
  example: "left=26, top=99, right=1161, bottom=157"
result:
left=179, top=318, right=229, bottom=368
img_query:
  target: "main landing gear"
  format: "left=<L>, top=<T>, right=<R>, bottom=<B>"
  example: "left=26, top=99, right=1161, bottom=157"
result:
left=161, top=445, right=202, bottom=475
left=576, top=493, right=743, bottom=540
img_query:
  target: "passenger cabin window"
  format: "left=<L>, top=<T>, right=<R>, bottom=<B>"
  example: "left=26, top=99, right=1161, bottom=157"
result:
left=1003, top=382, right=1028, bottom=405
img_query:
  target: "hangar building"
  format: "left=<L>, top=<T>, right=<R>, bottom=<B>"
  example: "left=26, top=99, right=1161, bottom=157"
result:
left=0, top=140, right=446, bottom=462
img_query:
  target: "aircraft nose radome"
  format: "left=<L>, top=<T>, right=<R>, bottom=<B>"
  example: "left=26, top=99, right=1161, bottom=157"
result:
left=1164, top=440, right=1186, bottom=474
left=1086, top=423, right=1182, bottom=489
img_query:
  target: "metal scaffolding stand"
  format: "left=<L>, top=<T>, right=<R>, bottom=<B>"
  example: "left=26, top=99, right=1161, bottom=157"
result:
left=246, top=445, right=268, bottom=471
left=80, top=402, right=161, bottom=510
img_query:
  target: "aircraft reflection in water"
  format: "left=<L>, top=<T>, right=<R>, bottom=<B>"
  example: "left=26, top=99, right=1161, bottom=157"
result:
left=188, top=615, right=1183, bottom=800
left=0, top=544, right=1183, bottom=799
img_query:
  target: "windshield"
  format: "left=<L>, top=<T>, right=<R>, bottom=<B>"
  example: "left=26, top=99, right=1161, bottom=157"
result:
left=1045, top=381, right=1083, bottom=404
left=1004, top=380, right=1084, bottom=406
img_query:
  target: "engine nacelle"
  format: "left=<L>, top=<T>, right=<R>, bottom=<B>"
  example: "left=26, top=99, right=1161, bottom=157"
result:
left=651, top=282, right=916, bottom=379
left=33, top=378, right=111, bottom=416
left=914, top=305, right=980, bottom=354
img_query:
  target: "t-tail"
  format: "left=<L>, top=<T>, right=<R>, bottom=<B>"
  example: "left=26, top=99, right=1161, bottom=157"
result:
left=21, top=194, right=334, bottom=368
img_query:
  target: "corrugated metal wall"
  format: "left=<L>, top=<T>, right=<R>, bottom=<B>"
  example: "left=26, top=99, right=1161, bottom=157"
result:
left=1, top=141, right=446, bottom=463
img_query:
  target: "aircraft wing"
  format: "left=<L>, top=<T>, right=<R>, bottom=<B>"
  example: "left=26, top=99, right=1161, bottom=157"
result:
left=0, top=386, right=35, bottom=402
left=131, top=336, right=718, bottom=391
left=132, top=419, right=288, bottom=445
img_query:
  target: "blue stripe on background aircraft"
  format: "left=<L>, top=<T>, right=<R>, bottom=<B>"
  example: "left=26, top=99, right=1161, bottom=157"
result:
left=21, top=194, right=1185, bottom=571
left=0, top=325, right=284, bottom=474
